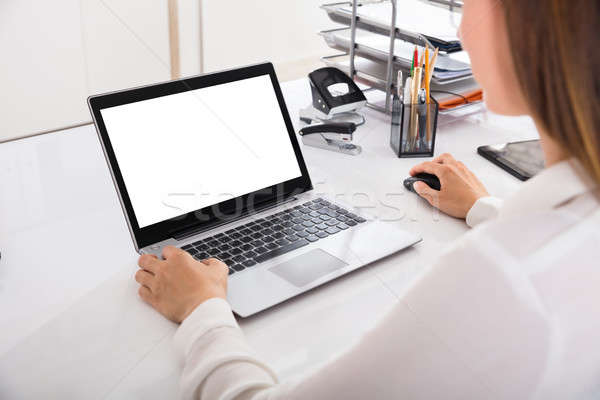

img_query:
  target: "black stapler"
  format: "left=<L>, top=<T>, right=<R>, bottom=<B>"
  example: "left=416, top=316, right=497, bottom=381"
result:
left=298, top=122, right=361, bottom=155
left=299, top=67, right=367, bottom=126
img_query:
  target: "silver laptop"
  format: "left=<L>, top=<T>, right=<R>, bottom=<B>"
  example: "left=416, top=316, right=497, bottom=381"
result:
left=88, top=62, right=421, bottom=317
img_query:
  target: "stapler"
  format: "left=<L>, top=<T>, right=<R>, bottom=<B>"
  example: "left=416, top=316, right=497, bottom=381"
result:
left=299, top=67, right=367, bottom=126
left=298, top=122, right=361, bottom=156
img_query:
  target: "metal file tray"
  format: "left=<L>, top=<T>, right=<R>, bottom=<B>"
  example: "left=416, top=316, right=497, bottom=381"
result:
left=319, top=28, right=473, bottom=85
left=322, top=54, right=390, bottom=92
left=322, top=54, right=484, bottom=117
left=427, top=0, right=463, bottom=9
left=321, top=1, right=462, bottom=52
left=317, top=0, right=477, bottom=115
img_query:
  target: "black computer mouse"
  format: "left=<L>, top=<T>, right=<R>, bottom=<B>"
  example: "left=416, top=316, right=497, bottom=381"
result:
left=404, top=173, right=441, bottom=193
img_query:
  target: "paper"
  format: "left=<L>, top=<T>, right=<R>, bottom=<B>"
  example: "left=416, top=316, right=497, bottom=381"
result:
left=327, top=29, right=471, bottom=81
left=340, top=0, right=462, bottom=43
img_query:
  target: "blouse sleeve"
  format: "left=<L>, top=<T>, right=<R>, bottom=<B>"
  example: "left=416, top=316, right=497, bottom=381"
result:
left=466, top=196, right=504, bottom=227
left=174, top=228, right=549, bottom=400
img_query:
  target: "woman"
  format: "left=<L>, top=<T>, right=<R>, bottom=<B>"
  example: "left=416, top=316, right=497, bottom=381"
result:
left=135, top=0, right=600, bottom=398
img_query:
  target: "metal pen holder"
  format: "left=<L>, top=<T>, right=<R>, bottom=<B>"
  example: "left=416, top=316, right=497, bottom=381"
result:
left=390, top=95, right=439, bottom=158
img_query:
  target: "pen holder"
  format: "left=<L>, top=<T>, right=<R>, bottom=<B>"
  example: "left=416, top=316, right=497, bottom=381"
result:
left=390, top=96, right=439, bottom=158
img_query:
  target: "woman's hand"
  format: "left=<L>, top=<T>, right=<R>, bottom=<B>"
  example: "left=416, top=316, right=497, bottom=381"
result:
left=135, top=246, right=228, bottom=323
left=409, top=153, right=490, bottom=219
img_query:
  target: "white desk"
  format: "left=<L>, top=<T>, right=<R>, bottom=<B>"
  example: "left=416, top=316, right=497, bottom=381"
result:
left=0, top=78, right=538, bottom=399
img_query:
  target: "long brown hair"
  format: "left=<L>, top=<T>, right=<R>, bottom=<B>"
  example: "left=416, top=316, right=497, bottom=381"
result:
left=501, top=0, right=600, bottom=185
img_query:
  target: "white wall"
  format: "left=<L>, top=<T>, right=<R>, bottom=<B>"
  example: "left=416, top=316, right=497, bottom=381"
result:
left=201, top=0, right=333, bottom=72
left=1, top=1, right=333, bottom=142
left=1, top=0, right=201, bottom=142
left=0, top=0, right=91, bottom=141
left=80, top=0, right=172, bottom=95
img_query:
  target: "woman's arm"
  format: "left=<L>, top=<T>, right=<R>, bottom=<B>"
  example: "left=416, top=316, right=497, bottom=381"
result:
left=409, top=153, right=501, bottom=225
left=465, top=196, right=504, bottom=227
left=173, top=298, right=279, bottom=399
left=137, top=237, right=548, bottom=399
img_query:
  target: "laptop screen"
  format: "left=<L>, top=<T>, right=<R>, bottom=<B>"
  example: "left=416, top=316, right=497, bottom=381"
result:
left=99, top=74, right=303, bottom=228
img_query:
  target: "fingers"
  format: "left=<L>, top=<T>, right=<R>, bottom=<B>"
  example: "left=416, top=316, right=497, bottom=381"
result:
left=162, top=245, right=187, bottom=260
left=203, top=257, right=228, bottom=270
left=135, top=269, right=155, bottom=291
left=410, top=153, right=459, bottom=176
left=409, top=161, right=446, bottom=178
left=138, top=285, right=156, bottom=306
left=138, top=254, right=162, bottom=273
left=203, top=258, right=229, bottom=276
left=433, top=153, right=456, bottom=164
left=413, top=181, right=437, bottom=204
left=202, top=257, right=222, bottom=265
left=414, top=182, right=442, bottom=210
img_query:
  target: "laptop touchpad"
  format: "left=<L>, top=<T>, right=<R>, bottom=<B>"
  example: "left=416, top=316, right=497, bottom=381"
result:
left=269, top=249, right=348, bottom=288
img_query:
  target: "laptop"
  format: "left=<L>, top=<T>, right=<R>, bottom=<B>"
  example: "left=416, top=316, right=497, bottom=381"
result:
left=88, top=62, right=421, bottom=317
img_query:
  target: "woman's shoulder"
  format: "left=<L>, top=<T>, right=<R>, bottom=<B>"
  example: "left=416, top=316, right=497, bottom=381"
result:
left=463, top=191, right=599, bottom=263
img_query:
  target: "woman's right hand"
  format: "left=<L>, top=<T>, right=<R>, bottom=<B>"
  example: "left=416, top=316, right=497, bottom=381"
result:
left=409, top=153, right=490, bottom=219
left=136, top=247, right=228, bottom=324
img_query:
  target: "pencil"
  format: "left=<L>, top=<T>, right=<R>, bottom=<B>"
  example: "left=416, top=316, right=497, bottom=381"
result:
left=410, top=67, right=423, bottom=151
left=428, top=47, right=439, bottom=83
left=425, top=48, right=439, bottom=143
left=411, top=46, right=417, bottom=77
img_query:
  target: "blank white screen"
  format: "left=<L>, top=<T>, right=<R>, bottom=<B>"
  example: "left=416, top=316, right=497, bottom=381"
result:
left=100, top=75, right=302, bottom=228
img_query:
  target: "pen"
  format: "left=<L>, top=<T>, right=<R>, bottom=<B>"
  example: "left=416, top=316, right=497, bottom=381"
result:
left=404, top=77, right=412, bottom=105
left=418, top=88, right=427, bottom=151
left=413, top=47, right=419, bottom=74
left=410, top=67, right=423, bottom=151
left=397, top=71, right=403, bottom=99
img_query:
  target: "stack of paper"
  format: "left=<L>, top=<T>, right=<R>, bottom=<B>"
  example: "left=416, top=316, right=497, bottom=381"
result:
left=323, top=55, right=481, bottom=110
left=323, top=29, right=472, bottom=83
left=339, top=0, right=462, bottom=49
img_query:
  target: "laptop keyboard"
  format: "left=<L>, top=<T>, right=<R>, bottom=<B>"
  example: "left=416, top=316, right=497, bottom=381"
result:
left=181, top=198, right=366, bottom=276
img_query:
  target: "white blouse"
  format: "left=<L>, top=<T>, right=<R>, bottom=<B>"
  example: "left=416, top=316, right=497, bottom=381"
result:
left=174, top=160, right=600, bottom=400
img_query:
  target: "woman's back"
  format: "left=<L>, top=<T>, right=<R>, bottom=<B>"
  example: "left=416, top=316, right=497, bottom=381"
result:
left=131, top=0, right=600, bottom=397
left=168, top=160, right=600, bottom=400
left=440, top=160, right=600, bottom=398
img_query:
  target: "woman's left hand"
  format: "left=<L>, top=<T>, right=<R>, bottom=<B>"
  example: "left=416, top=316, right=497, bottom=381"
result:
left=135, top=246, right=228, bottom=323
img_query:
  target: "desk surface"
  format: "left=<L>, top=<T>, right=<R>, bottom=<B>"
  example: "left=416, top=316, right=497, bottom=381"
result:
left=0, top=78, right=538, bottom=399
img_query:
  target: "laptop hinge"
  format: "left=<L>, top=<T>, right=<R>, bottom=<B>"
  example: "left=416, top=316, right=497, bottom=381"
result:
left=171, top=195, right=299, bottom=241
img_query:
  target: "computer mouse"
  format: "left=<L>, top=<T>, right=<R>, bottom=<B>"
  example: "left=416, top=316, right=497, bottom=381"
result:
left=403, top=173, right=441, bottom=193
